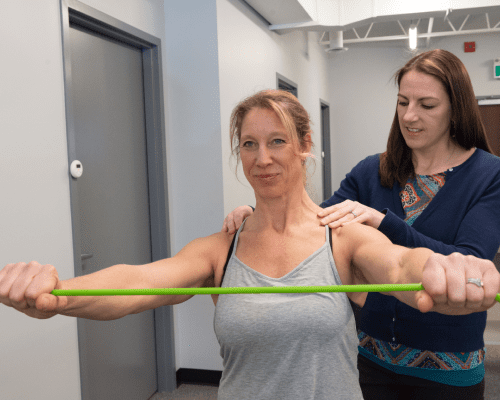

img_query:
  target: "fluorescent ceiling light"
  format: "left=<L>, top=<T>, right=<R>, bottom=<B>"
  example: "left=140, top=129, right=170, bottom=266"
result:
left=409, top=25, right=417, bottom=49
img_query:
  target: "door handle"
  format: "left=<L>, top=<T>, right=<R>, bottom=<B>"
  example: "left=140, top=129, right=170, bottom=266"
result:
left=81, top=253, right=94, bottom=261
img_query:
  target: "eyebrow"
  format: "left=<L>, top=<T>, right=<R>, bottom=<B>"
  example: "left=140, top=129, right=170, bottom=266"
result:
left=397, top=93, right=439, bottom=101
left=240, top=131, right=287, bottom=140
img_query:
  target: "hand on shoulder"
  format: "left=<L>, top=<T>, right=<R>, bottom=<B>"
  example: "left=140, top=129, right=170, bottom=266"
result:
left=319, top=200, right=385, bottom=230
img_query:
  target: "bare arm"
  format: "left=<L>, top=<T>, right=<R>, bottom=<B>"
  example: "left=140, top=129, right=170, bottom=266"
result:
left=0, top=233, right=227, bottom=321
left=340, top=223, right=499, bottom=314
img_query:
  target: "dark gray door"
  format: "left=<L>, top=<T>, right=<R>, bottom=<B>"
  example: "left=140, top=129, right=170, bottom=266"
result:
left=321, top=102, right=332, bottom=199
left=69, top=24, right=157, bottom=400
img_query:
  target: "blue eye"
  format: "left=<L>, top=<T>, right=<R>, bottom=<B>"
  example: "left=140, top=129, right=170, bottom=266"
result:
left=273, top=139, right=286, bottom=145
left=242, top=141, right=254, bottom=147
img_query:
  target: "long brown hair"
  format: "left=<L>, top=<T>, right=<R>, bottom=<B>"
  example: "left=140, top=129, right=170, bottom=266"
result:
left=380, top=49, right=492, bottom=188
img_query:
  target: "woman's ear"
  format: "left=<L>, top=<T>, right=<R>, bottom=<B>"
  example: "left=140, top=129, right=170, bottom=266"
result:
left=302, top=133, right=312, bottom=154
left=298, top=133, right=314, bottom=162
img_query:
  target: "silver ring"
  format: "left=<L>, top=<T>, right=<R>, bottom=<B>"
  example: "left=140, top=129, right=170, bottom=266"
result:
left=350, top=210, right=358, bottom=218
left=467, top=278, right=484, bottom=288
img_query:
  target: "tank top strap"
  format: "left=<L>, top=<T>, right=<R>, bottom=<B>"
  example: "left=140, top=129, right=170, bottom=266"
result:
left=220, top=218, right=247, bottom=287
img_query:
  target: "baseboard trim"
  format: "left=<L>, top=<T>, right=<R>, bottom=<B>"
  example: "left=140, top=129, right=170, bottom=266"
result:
left=176, top=368, right=222, bottom=387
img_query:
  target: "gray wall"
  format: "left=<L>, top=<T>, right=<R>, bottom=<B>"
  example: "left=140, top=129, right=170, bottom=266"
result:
left=163, top=0, right=225, bottom=371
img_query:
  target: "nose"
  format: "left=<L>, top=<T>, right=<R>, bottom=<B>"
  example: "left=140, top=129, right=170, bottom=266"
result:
left=255, top=146, right=272, bottom=167
left=402, top=103, right=418, bottom=123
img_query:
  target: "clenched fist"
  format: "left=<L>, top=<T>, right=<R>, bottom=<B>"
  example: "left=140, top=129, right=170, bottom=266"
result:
left=417, top=252, right=500, bottom=314
left=0, top=261, right=67, bottom=319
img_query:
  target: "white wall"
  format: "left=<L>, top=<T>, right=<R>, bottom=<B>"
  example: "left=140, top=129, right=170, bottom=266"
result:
left=0, top=1, right=166, bottom=399
left=328, top=33, right=500, bottom=193
left=218, top=0, right=331, bottom=214
left=171, top=0, right=333, bottom=372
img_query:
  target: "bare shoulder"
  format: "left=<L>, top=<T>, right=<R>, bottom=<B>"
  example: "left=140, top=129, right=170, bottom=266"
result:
left=330, top=223, right=393, bottom=289
left=171, top=231, right=235, bottom=294
left=210, top=231, right=235, bottom=252
left=334, top=223, right=392, bottom=251
left=181, top=231, right=234, bottom=261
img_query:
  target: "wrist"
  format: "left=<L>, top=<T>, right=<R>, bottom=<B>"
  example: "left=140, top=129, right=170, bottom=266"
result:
left=374, top=211, right=385, bottom=229
left=400, top=248, right=434, bottom=283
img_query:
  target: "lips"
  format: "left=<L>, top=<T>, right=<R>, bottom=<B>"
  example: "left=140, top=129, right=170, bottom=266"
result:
left=254, top=173, right=280, bottom=183
left=406, top=127, right=422, bottom=136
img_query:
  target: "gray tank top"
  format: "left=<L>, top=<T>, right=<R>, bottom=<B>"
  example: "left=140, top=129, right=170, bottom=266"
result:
left=213, top=220, right=363, bottom=400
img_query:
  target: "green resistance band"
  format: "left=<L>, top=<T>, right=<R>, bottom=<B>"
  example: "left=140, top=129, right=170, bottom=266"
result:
left=50, top=284, right=500, bottom=303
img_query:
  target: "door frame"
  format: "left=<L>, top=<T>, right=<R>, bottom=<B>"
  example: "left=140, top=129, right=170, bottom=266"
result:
left=320, top=100, right=332, bottom=200
left=60, top=0, right=176, bottom=394
left=276, top=72, right=298, bottom=97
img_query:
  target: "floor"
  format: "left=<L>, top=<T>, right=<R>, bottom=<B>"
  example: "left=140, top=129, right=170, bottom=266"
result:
left=485, top=359, right=500, bottom=399
left=150, top=358, right=500, bottom=399
left=150, top=384, right=218, bottom=400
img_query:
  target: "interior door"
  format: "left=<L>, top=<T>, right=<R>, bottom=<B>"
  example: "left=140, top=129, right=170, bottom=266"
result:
left=478, top=103, right=500, bottom=157
left=68, top=24, right=157, bottom=400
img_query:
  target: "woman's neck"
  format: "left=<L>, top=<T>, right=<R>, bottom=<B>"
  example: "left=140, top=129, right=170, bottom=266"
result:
left=251, top=188, right=322, bottom=234
left=412, top=141, right=472, bottom=175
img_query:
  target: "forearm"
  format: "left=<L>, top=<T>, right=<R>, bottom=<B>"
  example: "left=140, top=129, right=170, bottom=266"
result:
left=56, top=264, right=150, bottom=321
left=390, top=247, right=434, bottom=307
left=398, top=247, right=435, bottom=283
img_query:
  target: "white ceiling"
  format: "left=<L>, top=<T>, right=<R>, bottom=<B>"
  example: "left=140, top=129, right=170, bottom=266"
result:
left=243, top=0, right=500, bottom=48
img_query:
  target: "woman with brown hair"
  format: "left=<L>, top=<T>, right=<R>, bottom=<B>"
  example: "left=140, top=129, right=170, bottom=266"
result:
left=2, top=89, right=499, bottom=400
left=222, top=50, right=500, bottom=399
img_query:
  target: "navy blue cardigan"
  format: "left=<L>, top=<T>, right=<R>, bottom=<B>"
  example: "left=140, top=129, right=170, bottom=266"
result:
left=320, top=149, right=500, bottom=352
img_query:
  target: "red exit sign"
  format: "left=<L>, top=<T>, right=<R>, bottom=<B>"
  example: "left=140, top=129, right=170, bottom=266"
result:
left=464, top=42, right=475, bottom=52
